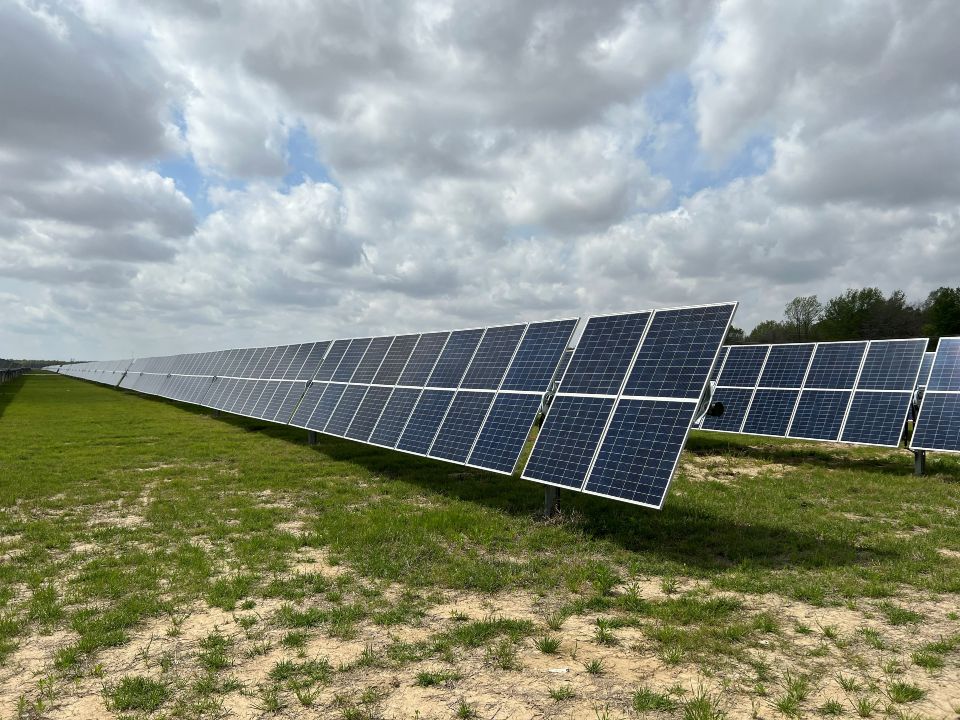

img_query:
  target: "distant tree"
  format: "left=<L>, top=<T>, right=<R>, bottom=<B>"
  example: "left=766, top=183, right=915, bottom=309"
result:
left=725, top=326, right=746, bottom=344
left=784, top=295, right=822, bottom=341
left=746, top=320, right=792, bottom=344
left=922, top=287, right=960, bottom=343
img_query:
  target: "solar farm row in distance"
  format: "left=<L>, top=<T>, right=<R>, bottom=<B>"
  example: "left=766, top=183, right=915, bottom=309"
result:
left=700, top=338, right=928, bottom=447
left=288, top=319, right=578, bottom=475
left=523, top=302, right=737, bottom=509
left=911, top=338, right=960, bottom=453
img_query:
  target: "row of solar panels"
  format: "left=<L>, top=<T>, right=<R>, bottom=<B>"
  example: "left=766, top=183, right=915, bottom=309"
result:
left=49, top=303, right=739, bottom=510
left=0, top=368, right=28, bottom=383
left=697, top=338, right=960, bottom=453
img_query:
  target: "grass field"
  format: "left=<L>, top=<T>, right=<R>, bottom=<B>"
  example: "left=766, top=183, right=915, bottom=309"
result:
left=1, top=374, right=959, bottom=719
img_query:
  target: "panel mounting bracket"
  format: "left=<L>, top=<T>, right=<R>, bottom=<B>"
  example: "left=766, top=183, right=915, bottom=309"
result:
left=913, top=449, right=926, bottom=476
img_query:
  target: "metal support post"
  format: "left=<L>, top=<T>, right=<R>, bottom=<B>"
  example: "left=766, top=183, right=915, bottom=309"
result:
left=544, top=485, right=559, bottom=518
left=212, top=410, right=221, bottom=418
left=913, top=450, right=926, bottom=476
left=307, top=430, right=318, bottom=446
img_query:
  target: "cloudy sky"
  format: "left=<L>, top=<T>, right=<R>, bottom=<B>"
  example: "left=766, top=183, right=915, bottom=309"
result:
left=2, top=0, right=958, bottom=360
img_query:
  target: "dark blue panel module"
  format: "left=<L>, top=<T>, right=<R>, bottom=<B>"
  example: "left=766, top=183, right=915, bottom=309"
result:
left=459, top=325, right=526, bottom=390
left=500, top=319, right=577, bottom=392
left=584, top=399, right=695, bottom=508
left=332, top=338, right=372, bottom=382
left=560, top=312, right=650, bottom=395
left=757, top=344, right=814, bottom=388
left=717, top=345, right=769, bottom=387
left=741, top=389, right=800, bottom=436
left=468, top=393, right=543, bottom=474
left=373, top=334, right=419, bottom=385
left=624, top=304, right=735, bottom=399
left=346, top=386, right=394, bottom=442
left=294, top=341, right=330, bottom=381
left=398, top=332, right=450, bottom=386
left=275, top=383, right=309, bottom=424
left=314, top=340, right=351, bottom=381
left=264, top=381, right=295, bottom=421
left=710, top=346, right=729, bottom=382
left=325, top=385, right=369, bottom=435
left=856, top=339, right=926, bottom=391
left=788, top=390, right=851, bottom=440
left=256, top=347, right=281, bottom=379
left=522, top=395, right=615, bottom=489
left=911, top=392, right=960, bottom=452
left=917, top=352, right=935, bottom=388
left=268, top=345, right=296, bottom=379
left=289, top=382, right=328, bottom=427
left=700, top=387, right=753, bottom=432
left=397, top=390, right=455, bottom=454
left=427, top=329, right=485, bottom=388
left=251, top=382, right=278, bottom=418
left=369, top=388, right=422, bottom=447
left=351, top=336, right=395, bottom=383
left=429, top=391, right=495, bottom=462
left=305, top=383, right=347, bottom=431
left=926, top=338, right=960, bottom=392
left=803, top=342, right=867, bottom=389
left=840, top=391, right=911, bottom=446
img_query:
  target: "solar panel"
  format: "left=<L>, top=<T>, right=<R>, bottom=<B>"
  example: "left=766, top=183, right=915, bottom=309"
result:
left=429, top=391, right=496, bottom=462
left=331, top=338, right=372, bottom=382
left=398, top=332, right=449, bottom=386
left=709, top=346, right=729, bottom=382
left=757, top=344, right=815, bottom=388
left=315, top=340, right=351, bottom=381
left=427, top=329, right=485, bottom=388
left=741, top=389, right=799, bottom=436
left=373, top=334, right=419, bottom=385
left=803, top=342, right=867, bottom=389
left=911, top=338, right=960, bottom=453
left=396, top=389, right=455, bottom=454
left=325, top=385, right=369, bottom=435
left=700, top=387, right=753, bottom=432
left=716, top=345, right=768, bottom=387
left=369, top=388, right=422, bottom=447
left=841, top=391, right=913, bottom=446
left=500, top=319, right=577, bottom=392
left=558, top=312, right=650, bottom=395
left=346, top=386, right=394, bottom=442
left=303, top=383, right=345, bottom=430
left=459, top=324, right=526, bottom=390
left=788, top=390, right=850, bottom=441
left=522, top=303, right=735, bottom=507
left=917, top=352, right=935, bottom=389
left=351, top=337, right=394, bottom=383
left=856, top=339, right=927, bottom=391
left=466, top=393, right=544, bottom=474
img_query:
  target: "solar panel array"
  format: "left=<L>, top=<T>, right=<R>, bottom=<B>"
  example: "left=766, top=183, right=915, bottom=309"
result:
left=523, top=303, right=737, bottom=509
left=911, top=338, right=960, bottom=453
left=289, top=319, right=579, bottom=475
left=1, top=367, right=28, bottom=383
left=57, top=359, right=133, bottom=386
left=700, top=338, right=928, bottom=447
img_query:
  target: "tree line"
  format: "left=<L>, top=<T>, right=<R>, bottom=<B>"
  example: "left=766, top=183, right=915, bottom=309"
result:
left=728, top=287, right=960, bottom=349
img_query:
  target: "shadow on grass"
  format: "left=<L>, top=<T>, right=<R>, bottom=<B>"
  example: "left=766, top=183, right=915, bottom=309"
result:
left=172, top=401, right=879, bottom=574
left=0, top=376, right=25, bottom=420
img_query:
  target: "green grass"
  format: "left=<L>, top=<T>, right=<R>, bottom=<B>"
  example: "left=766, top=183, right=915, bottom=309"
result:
left=2, top=374, right=960, bottom=712
left=104, top=675, right=169, bottom=712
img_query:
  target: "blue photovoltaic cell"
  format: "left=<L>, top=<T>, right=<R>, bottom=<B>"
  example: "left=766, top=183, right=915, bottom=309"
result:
left=398, top=332, right=450, bottom=386
left=351, top=337, right=394, bottom=383
left=280, top=344, right=309, bottom=379
left=429, top=391, right=495, bottom=462
left=927, top=338, right=960, bottom=392
left=856, top=339, right=926, bottom=391
left=369, top=388, right=422, bottom=447
left=499, top=319, right=577, bottom=392
left=840, top=391, right=911, bottom=446
left=263, top=382, right=295, bottom=421
left=717, top=345, right=768, bottom=387
left=275, top=384, right=308, bottom=423
left=251, top=382, right=277, bottom=417
left=912, top=392, right=960, bottom=452
left=324, top=385, right=369, bottom=435
left=459, top=325, right=525, bottom=390
left=296, top=341, right=330, bottom=381
left=468, top=393, right=543, bottom=474
left=741, top=389, right=799, bottom=436
left=332, top=338, right=372, bottom=382
left=397, top=390, right=455, bottom=454
left=315, top=340, right=351, bottom=381
left=710, top=346, right=729, bottom=382
left=624, top=304, right=735, bottom=399
left=267, top=346, right=296, bottom=379
left=373, top=335, right=419, bottom=385
left=917, top=352, right=935, bottom=388
left=427, top=329, right=484, bottom=388
left=522, top=395, right=614, bottom=489
left=803, top=342, right=867, bottom=389
left=560, top=313, right=650, bottom=395
left=757, top=344, right=814, bottom=388
left=346, top=386, right=393, bottom=442
left=700, top=387, right=753, bottom=432
left=788, top=390, right=851, bottom=440
left=584, top=399, right=694, bottom=507
left=305, top=383, right=347, bottom=431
